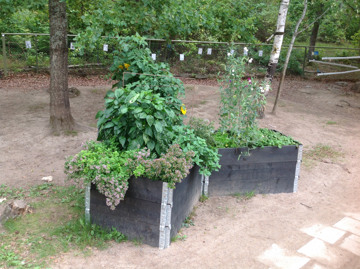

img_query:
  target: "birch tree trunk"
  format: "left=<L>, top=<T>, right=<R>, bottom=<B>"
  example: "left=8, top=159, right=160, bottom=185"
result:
left=49, top=0, right=75, bottom=133
left=259, top=0, right=290, bottom=118
left=272, top=0, right=308, bottom=114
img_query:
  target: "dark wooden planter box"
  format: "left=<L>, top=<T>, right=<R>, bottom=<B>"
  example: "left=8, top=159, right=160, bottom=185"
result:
left=86, top=166, right=202, bottom=249
left=205, top=145, right=303, bottom=197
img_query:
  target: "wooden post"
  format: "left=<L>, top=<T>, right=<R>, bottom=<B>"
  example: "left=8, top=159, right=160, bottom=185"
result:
left=2, top=34, right=8, bottom=76
left=303, top=46, right=307, bottom=75
left=35, top=35, right=39, bottom=73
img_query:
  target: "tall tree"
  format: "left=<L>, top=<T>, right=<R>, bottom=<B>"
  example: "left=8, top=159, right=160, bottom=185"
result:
left=260, top=0, right=290, bottom=118
left=272, top=0, right=308, bottom=114
left=49, top=0, right=75, bottom=133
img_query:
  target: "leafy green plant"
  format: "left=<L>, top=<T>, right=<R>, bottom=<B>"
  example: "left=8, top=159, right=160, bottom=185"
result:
left=188, top=117, right=216, bottom=147
left=168, top=125, right=221, bottom=176
left=128, top=144, right=195, bottom=189
left=96, top=87, right=183, bottom=156
left=65, top=140, right=135, bottom=210
left=218, top=53, right=266, bottom=148
left=213, top=128, right=299, bottom=149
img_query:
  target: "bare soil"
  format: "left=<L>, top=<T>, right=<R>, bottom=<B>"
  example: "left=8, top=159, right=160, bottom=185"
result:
left=1, top=74, right=360, bottom=268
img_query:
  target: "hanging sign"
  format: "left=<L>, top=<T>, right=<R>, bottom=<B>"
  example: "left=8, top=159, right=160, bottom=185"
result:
left=103, top=44, right=108, bottom=52
left=198, top=48, right=203, bottom=55
left=180, top=54, right=184, bottom=61
left=259, top=50, right=263, bottom=57
left=70, top=42, right=75, bottom=50
left=207, top=48, right=212, bottom=55
left=243, top=47, right=248, bottom=56
left=152, top=54, right=157, bottom=61
left=25, top=41, right=32, bottom=49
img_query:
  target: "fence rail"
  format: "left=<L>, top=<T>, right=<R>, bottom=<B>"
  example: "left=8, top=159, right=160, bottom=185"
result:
left=1, top=33, right=360, bottom=78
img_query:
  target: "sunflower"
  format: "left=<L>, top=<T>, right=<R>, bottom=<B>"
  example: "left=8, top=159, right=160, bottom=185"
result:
left=124, top=63, right=130, bottom=70
left=118, top=65, right=124, bottom=70
left=180, top=104, right=187, bottom=115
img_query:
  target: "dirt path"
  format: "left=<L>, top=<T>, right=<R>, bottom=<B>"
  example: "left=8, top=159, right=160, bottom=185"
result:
left=1, top=76, right=360, bottom=268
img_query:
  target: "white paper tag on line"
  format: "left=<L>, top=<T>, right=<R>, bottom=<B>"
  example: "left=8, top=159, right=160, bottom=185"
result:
left=103, top=44, right=108, bottom=52
left=180, top=54, right=184, bottom=61
left=70, top=42, right=75, bottom=50
left=198, top=48, right=203, bottom=55
left=152, top=53, right=156, bottom=61
left=207, top=48, right=212, bottom=55
left=25, top=41, right=32, bottom=49
left=259, top=50, right=263, bottom=57
left=230, top=49, right=235, bottom=55
left=244, top=47, right=249, bottom=56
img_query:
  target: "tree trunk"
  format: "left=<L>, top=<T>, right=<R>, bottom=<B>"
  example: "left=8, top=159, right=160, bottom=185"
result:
left=260, top=0, right=290, bottom=118
left=307, top=21, right=320, bottom=60
left=272, top=0, right=308, bottom=115
left=49, top=0, right=74, bottom=133
left=307, top=5, right=323, bottom=60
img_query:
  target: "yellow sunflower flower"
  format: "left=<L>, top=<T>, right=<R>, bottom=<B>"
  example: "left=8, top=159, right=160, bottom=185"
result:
left=124, top=63, right=130, bottom=70
left=118, top=65, right=124, bottom=70
left=180, top=104, right=187, bottom=115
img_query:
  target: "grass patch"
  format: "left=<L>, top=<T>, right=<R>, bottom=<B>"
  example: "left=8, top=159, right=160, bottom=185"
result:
left=326, top=121, right=337, bottom=125
left=199, top=195, right=208, bottom=203
left=302, top=144, right=343, bottom=168
left=171, top=234, right=187, bottom=242
left=64, top=130, right=78, bottom=136
left=0, top=184, right=126, bottom=268
left=232, top=191, right=256, bottom=200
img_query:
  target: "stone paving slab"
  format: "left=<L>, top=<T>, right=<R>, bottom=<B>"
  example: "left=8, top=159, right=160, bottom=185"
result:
left=301, top=224, right=345, bottom=244
left=258, top=244, right=310, bottom=269
left=334, top=217, right=360, bottom=236
left=340, top=234, right=360, bottom=256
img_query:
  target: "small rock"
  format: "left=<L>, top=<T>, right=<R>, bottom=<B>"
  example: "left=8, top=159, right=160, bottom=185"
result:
left=68, top=87, right=81, bottom=98
left=350, top=82, right=360, bottom=93
left=335, top=81, right=348, bottom=87
left=0, top=200, right=32, bottom=223
left=42, top=176, right=53, bottom=182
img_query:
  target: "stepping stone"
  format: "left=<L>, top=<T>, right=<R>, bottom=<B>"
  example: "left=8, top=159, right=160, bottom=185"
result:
left=340, top=234, right=360, bottom=256
left=258, top=244, right=309, bottom=269
left=334, top=217, right=360, bottom=236
left=301, top=224, right=345, bottom=244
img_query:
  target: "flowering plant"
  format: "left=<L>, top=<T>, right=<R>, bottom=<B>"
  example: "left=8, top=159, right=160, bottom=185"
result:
left=128, top=144, right=194, bottom=188
left=217, top=53, right=266, bottom=148
left=64, top=141, right=134, bottom=210
left=65, top=142, right=195, bottom=209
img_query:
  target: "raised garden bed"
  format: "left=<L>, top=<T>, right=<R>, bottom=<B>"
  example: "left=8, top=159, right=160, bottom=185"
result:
left=86, top=166, right=202, bottom=249
left=204, top=145, right=303, bottom=196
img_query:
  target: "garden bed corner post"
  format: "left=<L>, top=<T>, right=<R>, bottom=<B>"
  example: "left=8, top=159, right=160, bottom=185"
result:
left=85, top=182, right=91, bottom=224
left=293, top=145, right=303, bottom=193
left=159, top=182, right=173, bottom=249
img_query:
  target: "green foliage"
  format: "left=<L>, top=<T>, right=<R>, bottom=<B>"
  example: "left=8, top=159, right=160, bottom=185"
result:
left=129, top=144, right=194, bottom=188
left=0, top=184, right=125, bottom=269
left=96, top=87, right=183, bottom=156
left=188, top=117, right=216, bottom=147
left=218, top=53, right=266, bottom=148
left=65, top=140, right=135, bottom=210
left=168, top=125, right=221, bottom=177
left=213, top=128, right=299, bottom=149
left=97, top=35, right=185, bottom=156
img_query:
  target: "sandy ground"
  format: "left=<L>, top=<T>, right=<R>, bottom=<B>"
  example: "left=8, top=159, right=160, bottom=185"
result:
left=0, top=75, right=360, bottom=268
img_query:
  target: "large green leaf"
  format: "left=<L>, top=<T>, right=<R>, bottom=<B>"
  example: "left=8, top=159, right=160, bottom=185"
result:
left=146, top=115, right=154, bottom=126
left=154, top=121, right=163, bottom=132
